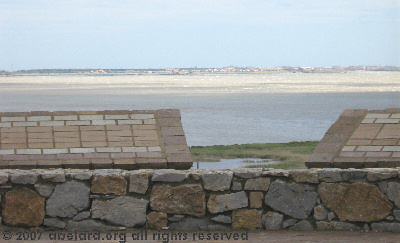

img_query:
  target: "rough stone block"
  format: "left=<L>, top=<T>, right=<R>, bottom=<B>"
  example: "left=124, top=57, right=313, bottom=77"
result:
left=201, top=171, right=233, bottom=191
left=92, top=197, right=148, bottom=227
left=207, top=191, right=248, bottom=214
left=232, top=209, right=262, bottom=229
left=129, top=171, right=149, bottom=194
left=249, top=191, right=264, bottom=209
left=146, top=212, right=168, bottom=229
left=91, top=174, right=127, bottom=195
left=150, top=184, right=206, bottom=217
left=262, top=211, right=284, bottom=230
left=265, top=180, right=317, bottom=219
left=2, top=187, right=45, bottom=227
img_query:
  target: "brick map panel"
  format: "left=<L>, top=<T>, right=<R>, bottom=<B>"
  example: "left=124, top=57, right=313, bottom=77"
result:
left=0, top=109, right=192, bottom=169
left=306, top=108, right=400, bottom=168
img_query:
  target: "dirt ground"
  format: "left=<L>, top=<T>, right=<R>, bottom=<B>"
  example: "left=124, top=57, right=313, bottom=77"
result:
left=2, top=230, right=400, bottom=243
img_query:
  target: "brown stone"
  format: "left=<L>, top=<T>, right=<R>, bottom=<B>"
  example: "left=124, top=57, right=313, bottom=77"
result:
left=2, top=187, right=45, bottom=227
left=318, top=182, right=392, bottom=222
left=292, top=170, right=319, bottom=183
left=146, top=212, right=168, bottom=229
left=150, top=184, right=205, bottom=217
left=91, top=175, right=127, bottom=195
left=249, top=192, right=263, bottom=208
left=232, top=209, right=262, bottom=229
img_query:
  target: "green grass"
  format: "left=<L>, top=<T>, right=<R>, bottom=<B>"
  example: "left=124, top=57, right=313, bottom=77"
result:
left=190, top=141, right=318, bottom=169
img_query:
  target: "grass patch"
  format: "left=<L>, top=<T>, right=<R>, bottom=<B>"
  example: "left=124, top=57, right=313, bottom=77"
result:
left=190, top=141, right=318, bottom=169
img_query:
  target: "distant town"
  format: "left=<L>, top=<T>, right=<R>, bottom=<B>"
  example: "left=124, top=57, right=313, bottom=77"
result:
left=1, top=65, right=399, bottom=76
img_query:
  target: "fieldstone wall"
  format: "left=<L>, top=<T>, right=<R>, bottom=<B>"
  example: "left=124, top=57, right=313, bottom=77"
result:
left=1, top=168, right=400, bottom=232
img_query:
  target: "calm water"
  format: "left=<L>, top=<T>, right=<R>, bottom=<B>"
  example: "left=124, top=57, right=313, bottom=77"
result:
left=191, top=158, right=276, bottom=169
left=0, top=72, right=399, bottom=146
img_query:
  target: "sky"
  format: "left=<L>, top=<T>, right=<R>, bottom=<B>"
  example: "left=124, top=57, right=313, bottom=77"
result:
left=0, top=0, right=399, bottom=70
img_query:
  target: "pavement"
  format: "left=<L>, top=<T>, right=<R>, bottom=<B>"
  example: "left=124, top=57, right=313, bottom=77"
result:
left=2, top=230, right=400, bottom=243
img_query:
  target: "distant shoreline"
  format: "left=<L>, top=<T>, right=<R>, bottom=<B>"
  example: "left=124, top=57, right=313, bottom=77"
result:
left=2, top=70, right=400, bottom=77
left=1, top=66, right=399, bottom=77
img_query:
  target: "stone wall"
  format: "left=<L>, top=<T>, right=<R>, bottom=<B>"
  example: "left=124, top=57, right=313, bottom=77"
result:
left=0, top=109, right=192, bottom=170
left=1, top=168, right=400, bottom=232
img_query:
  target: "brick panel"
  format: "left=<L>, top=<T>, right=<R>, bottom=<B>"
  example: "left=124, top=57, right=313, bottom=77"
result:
left=0, top=109, right=192, bottom=169
left=307, top=109, right=400, bottom=168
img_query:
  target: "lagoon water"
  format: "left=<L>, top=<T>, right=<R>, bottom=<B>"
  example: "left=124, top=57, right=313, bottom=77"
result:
left=191, top=158, right=276, bottom=170
left=0, top=72, right=399, bottom=146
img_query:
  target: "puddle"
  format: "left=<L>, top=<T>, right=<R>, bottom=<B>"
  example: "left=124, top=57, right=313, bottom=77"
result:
left=191, top=158, right=276, bottom=170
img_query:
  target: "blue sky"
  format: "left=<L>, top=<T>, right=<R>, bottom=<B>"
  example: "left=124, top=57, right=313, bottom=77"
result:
left=0, top=0, right=399, bottom=70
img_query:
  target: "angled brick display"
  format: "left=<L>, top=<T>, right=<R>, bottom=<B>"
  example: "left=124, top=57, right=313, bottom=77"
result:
left=0, top=109, right=192, bottom=169
left=306, top=108, right=400, bottom=168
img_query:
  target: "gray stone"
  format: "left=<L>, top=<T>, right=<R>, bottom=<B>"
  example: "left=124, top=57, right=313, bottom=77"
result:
left=341, top=170, right=365, bottom=182
left=0, top=172, right=9, bottom=184
left=394, top=210, right=400, bottom=221
left=46, top=180, right=90, bottom=218
left=41, top=170, right=66, bottom=182
left=367, top=169, right=398, bottom=181
left=262, top=211, right=284, bottom=230
left=168, top=215, right=185, bottom=222
left=150, top=184, right=206, bottom=217
left=92, top=196, right=148, bottom=227
left=34, top=182, right=56, bottom=198
left=262, top=169, right=290, bottom=177
left=244, top=177, right=270, bottom=191
left=207, top=191, right=248, bottom=214
left=363, top=224, right=369, bottom=232
left=316, top=221, right=361, bottom=231
left=70, top=171, right=93, bottom=180
left=290, top=220, right=314, bottom=231
left=379, top=181, right=388, bottom=194
left=211, top=215, right=232, bottom=224
left=10, top=171, right=38, bottom=184
left=72, top=211, right=91, bottom=221
left=319, top=170, right=342, bottom=182
left=386, top=216, right=395, bottom=221
left=282, top=219, right=299, bottom=228
left=232, top=168, right=262, bottom=178
left=371, top=222, right=400, bottom=233
left=201, top=171, right=233, bottom=191
left=169, top=217, right=213, bottom=230
left=231, top=180, right=243, bottom=191
left=129, top=171, right=149, bottom=194
left=291, top=170, right=319, bottom=183
left=313, top=205, right=328, bottom=221
left=43, top=218, right=66, bottom=229
left=151, top=169, right=188, bottom=182
left=328, top=212, right=336, bottom=221
left=65, top=219, right=114, bottom=231
left=387, top=182, right=400, bottom=208
left=90, top=194, right=116, bottom=199
left=189, top=171, right=201, bottom=180
left=265, top=180, right=317, bottom=219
